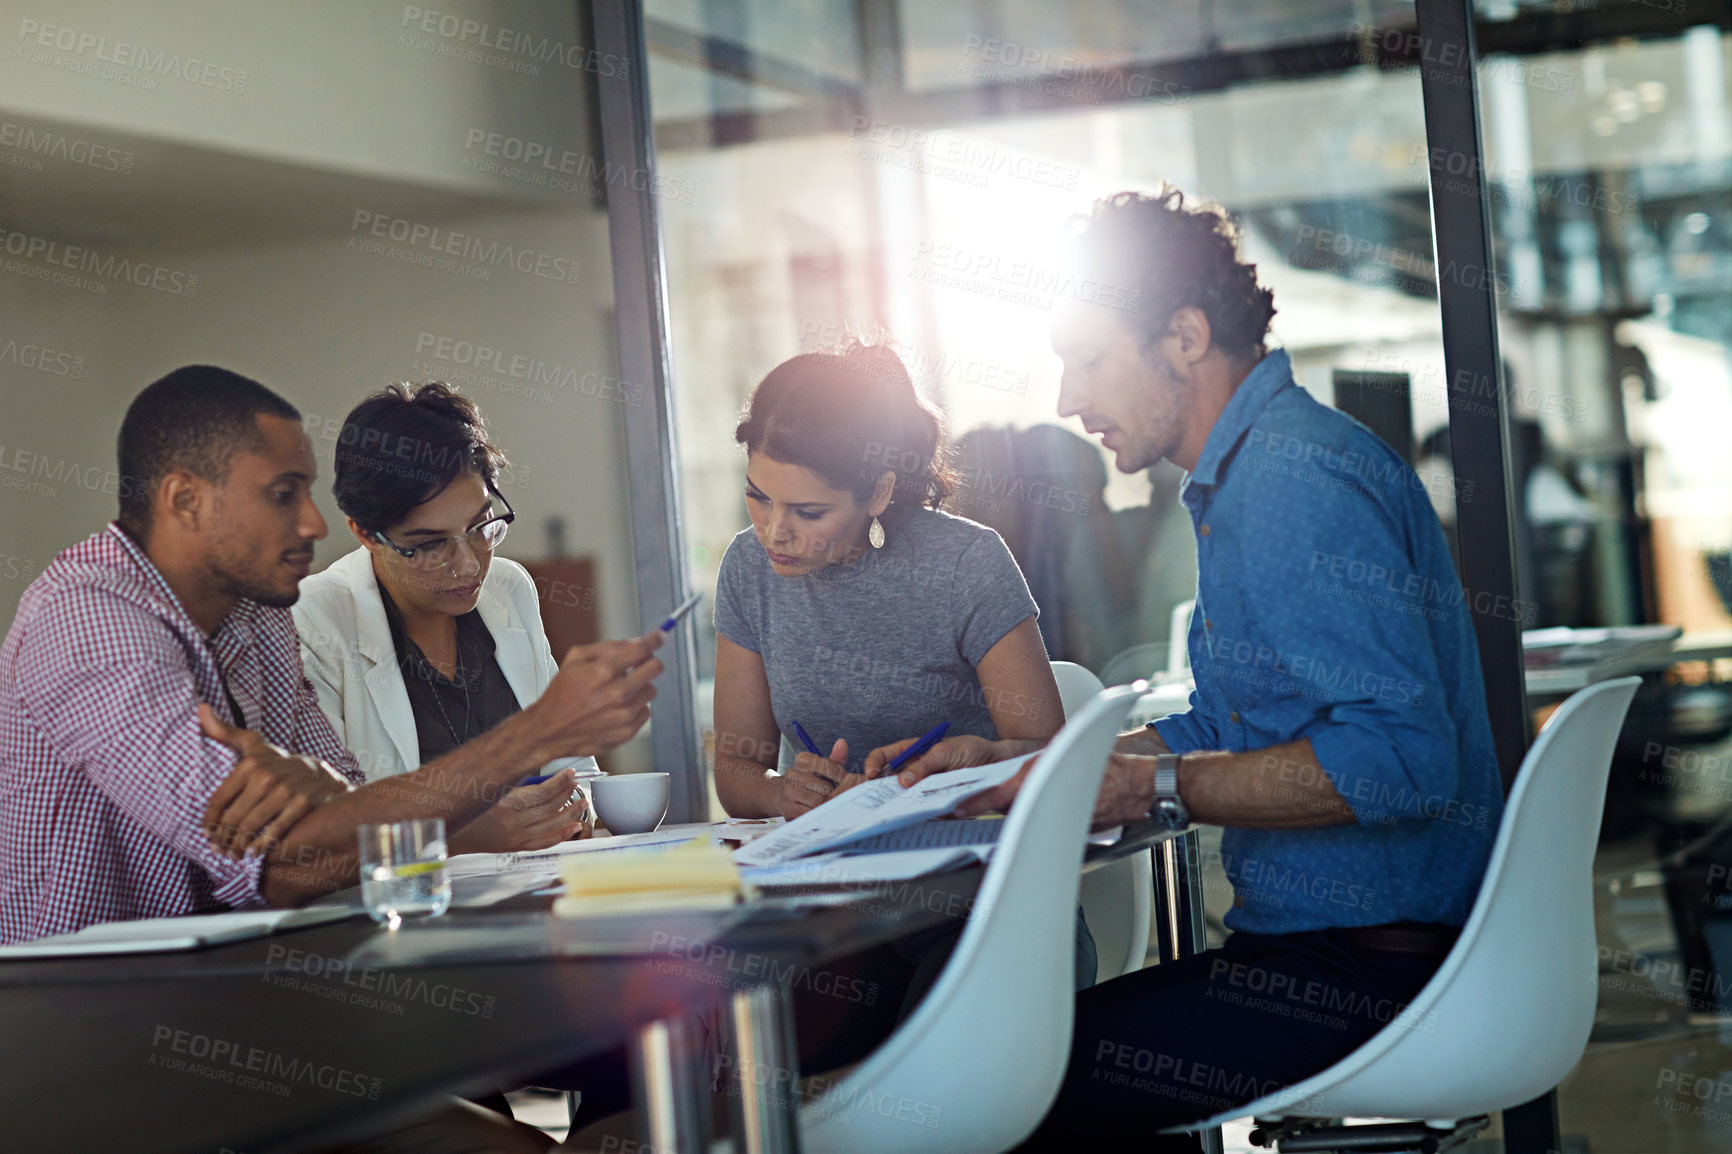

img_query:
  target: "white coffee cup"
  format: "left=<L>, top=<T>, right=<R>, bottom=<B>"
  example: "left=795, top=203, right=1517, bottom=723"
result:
left=590, top=772, right=670, bottom=835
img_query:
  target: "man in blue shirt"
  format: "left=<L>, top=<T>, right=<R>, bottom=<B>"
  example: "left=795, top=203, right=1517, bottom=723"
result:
left=870, top=188, right=1503, bottom=1150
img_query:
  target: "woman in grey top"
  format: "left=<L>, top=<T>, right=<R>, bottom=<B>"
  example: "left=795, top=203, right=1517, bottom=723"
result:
left=713, top=340, right=1064, bottom=820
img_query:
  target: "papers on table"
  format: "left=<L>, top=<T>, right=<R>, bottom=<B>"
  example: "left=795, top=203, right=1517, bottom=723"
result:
left=739, top=824, right=1126, bottom=887
left=445, top=824, right=711, bottom=880
left=838, top=815, right=1005, bottom=853
left=449, top=872, right=558, bottom=909
left=716, top=816, right=784, bottom=845
left=742, top=847, right=985, bottom=888
left=0, top=906, right=356, bottom=959
left=733, top=754, right=1030, bottom=869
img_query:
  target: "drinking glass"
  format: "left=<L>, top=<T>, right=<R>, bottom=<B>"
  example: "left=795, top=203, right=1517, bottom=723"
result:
left=358, top=819, right=450, bottom=927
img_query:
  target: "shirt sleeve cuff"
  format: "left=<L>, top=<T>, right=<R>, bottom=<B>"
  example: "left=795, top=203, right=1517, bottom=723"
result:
left=961, top=609, right=1035, bottom=667
left=209, top=853, right=267, bottom=910
left=1152, top=713, right=1210, bottom=755
left=1309, top=724, right=1430, bottom=826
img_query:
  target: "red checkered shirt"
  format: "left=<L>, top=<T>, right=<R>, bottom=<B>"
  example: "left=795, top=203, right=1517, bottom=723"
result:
left=0, top=524, right=363, bottom=943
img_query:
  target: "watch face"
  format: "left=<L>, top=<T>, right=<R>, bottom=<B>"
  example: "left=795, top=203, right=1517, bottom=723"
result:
left=1151, top=799, right=1186, bottom=830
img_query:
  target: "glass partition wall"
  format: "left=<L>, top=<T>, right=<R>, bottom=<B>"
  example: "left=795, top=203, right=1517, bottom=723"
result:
left=1467, top=5, right=1732, bottom=1152
left=645, top=0, right=1456, bottom=779
left=642, top=3, right=1732, bottom=1151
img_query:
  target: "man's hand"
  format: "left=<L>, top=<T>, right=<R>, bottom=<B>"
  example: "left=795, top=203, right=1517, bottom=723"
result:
left=779, top=739, right=850, bottom=822
left=951, top=755, right=1041, bottom=818
left=863, top=735, right=1046, bottom=788
left=527, top=632, right=665, bottom=760
left=450, top=769, right=591, bottom=854
left=948, top=751, right=1160, bottom=828
left=199, top=705, right=353, bottom=859
left=1090, top=753, right=1161, bottom=828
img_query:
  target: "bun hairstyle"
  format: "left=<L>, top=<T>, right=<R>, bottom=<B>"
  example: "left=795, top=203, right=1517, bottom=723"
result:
left=735, top=338, right=954, bottom=513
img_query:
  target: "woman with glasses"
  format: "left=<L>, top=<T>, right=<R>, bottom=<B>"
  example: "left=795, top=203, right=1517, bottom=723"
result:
left=292, top=381, right=594, bottom=854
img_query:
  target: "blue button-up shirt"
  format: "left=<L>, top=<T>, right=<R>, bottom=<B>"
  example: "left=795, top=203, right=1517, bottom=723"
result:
left=1153, top=350, right=1503, bottom=936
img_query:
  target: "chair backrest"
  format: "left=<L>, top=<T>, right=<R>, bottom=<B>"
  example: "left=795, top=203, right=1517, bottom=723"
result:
left=1167, top=599, right=1195, bottom=675
left=1221, top=676, right=1641, bottom=1123
left=1054, top=662, right=1154, bottom=981
left=1050, top=660, right=1105, bottom=718
left=1098, top=644, right=1167, bottom=688
left=801, top=682, right=1147, bottom=1153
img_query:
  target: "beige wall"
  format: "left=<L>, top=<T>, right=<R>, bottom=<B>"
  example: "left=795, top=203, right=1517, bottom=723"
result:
left=0, top=0, right=641, bottom=651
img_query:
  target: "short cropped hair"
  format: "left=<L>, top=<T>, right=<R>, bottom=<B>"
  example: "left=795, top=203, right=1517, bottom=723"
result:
left=116, top=365, right=301, bottom=533
left=1071, top=188, right=1277, bottom=363
left=332, top=382, right=506, bottom=533
left=735, top=339, right=954, bottom=512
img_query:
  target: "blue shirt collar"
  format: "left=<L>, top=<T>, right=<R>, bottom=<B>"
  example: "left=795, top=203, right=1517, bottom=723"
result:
left=1184, top=349, right=1294, bottom=493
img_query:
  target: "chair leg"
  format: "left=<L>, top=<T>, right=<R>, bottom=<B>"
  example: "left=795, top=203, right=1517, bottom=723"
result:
left=1250, top=1116, right=1489, bottom=1154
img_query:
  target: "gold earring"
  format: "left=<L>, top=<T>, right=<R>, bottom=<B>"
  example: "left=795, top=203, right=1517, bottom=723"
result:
left=868, top=516, right=885, bottom=549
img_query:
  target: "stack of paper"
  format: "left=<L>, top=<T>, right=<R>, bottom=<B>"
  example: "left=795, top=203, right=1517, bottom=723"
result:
left=554, top=839, right=752, bottom=917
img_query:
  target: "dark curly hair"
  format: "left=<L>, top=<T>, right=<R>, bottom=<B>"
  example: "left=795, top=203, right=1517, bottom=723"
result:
left=332, top=382, right=507, bottom=532
left=735, top=339, right=954, bottom=512
left=1071, top=187, right=1276, bottom=364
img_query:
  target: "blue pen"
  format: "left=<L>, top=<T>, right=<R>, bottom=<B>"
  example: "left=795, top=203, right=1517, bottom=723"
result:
left=791, top=721, right=822, bottom=756
left=884, top=721, right=950, bottom=776
left=659, top=591, right=704, bottom=632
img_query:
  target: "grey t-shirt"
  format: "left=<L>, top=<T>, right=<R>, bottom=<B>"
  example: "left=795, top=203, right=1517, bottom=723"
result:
left=714, top=506, right=1043, bottom=773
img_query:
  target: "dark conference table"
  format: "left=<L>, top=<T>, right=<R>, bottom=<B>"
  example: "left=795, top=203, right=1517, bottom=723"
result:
left=0, top=824, right=1190, bottom=1153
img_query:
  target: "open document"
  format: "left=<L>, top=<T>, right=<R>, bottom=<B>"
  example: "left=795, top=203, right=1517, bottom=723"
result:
left=732, top=753, right=1032, bottom=869
left=0, top=907, right=356, bottom=959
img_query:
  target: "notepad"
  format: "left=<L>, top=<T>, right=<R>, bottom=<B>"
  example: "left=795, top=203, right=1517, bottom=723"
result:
left=553, top=839, right=750, bottom=918
left=0, top=906, right=357, bottom=959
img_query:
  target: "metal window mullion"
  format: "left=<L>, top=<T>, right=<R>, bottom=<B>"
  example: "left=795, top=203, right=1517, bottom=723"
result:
left=592, top=0, right=706, bottom=822
left=1414, top=2, right=1545, bottom=1151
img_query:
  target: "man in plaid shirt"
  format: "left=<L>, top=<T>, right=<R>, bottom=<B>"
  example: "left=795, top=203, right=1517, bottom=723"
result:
left=0, top=365, right=662, bottom=948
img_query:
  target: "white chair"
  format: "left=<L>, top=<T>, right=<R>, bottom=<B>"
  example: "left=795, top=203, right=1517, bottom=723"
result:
left=1166, top=598, right=1195, bottom=677
left=1181, top=676, right=1641, bottom=1152
left=800, top=682, right=1149, bottom=1153
left=1054, top=661, right=1154, bottom=982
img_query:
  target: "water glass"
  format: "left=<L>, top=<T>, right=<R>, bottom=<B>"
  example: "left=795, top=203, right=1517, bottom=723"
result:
left=358, top=819, right=450, bottom=927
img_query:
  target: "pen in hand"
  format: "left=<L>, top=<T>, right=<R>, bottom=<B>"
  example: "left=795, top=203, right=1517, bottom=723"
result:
left=794, top=721, right=862, bottom=777
left=883, top=721, right=950, bottom=776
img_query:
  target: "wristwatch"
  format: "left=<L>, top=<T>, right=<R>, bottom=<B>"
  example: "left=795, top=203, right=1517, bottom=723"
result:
left=1148, top=753, right=1190, bottom=830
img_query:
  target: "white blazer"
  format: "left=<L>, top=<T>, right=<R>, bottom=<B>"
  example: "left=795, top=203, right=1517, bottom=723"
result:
left=292, top=547, right=597, bottom=783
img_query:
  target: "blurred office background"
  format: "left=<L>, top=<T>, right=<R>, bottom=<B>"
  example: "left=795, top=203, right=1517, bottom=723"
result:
left=1, top=1, right=1728, bottom=1149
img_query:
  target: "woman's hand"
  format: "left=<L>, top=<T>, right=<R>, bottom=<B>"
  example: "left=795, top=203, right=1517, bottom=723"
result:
left=863, top=734, right=1045, bottom=787
left=779, top=738, right=851, bottom=821
left=450, top=769, right=590, bottom=854
left=529, top=633, right=665, bottom=760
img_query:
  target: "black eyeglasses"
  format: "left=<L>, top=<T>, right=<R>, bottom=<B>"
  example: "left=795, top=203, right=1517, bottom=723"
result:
left=372, top=486, right=515, bottom=572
